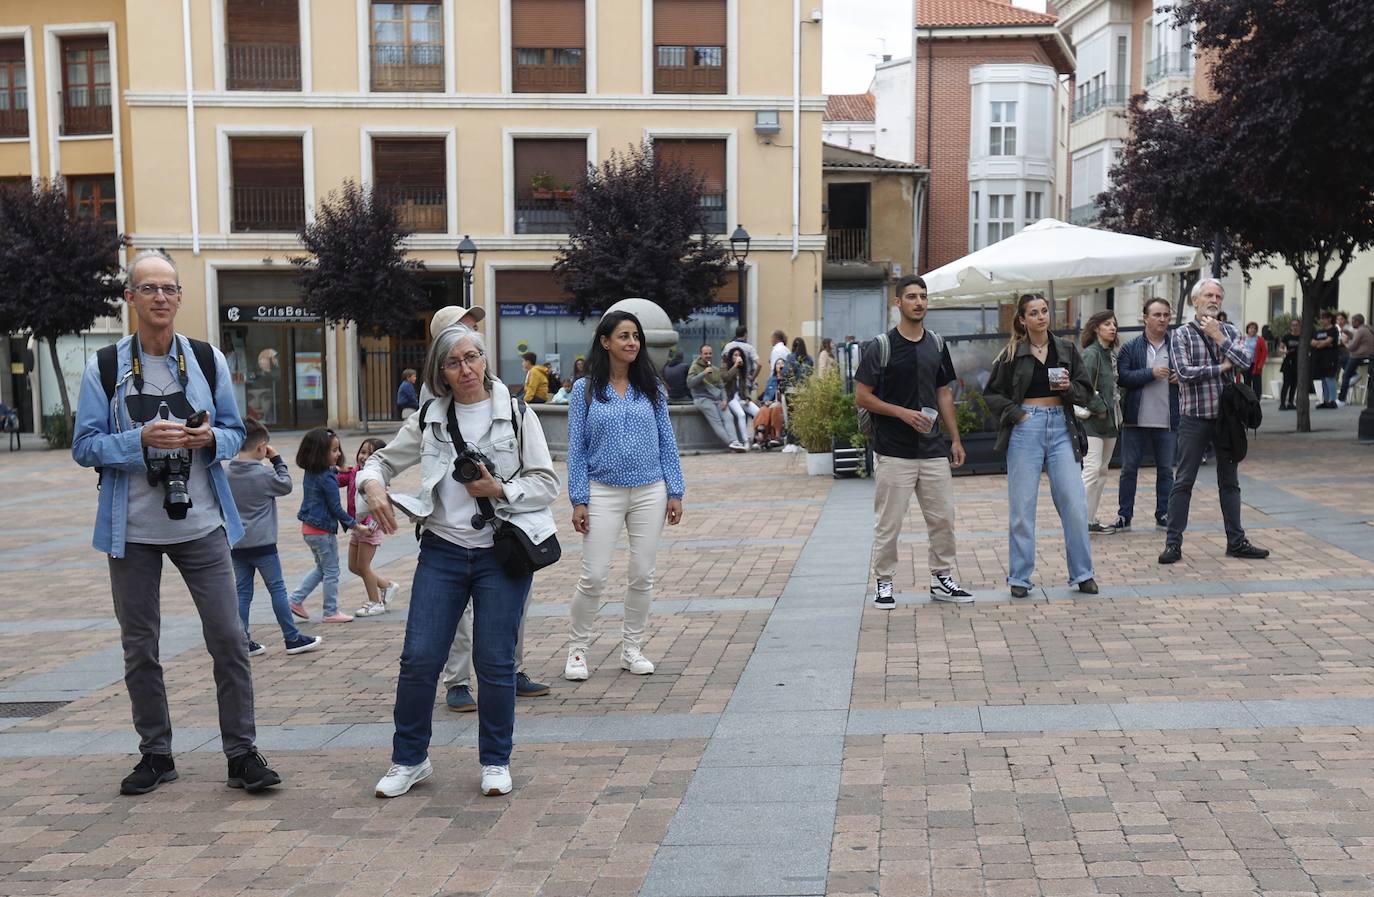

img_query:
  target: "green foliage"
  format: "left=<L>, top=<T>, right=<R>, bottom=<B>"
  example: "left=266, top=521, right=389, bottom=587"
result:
left=291, top=180, right=426, bottom=337
left=955, top=387, right=994, bottom=434
left=42, top=411, right=71, bottom=449
left=829, top=391, right=865, bottom=449
left=553, top=142, right=731, bottom=324
left=787, top=370, right=847, bottom=453
left=1269, top=311, right=1294, bottom=338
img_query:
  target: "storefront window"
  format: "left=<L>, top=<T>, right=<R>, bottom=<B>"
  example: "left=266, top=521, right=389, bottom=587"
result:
left=218, top=271, right=327, bottom=429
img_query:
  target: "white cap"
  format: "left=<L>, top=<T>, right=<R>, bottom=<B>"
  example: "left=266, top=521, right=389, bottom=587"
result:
left=429, top=304, right=486, bottom=337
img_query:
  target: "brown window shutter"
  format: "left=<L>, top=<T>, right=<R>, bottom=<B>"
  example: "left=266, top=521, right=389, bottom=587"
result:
left=226, top=0, right=300, bottom=44
left=511, top=0, right=586, bottom=47
left=373, top=138, right=446, bottom=189
left=0, top=40, right=23, bottom=63
left=513, top=138, right=587, bottom=193
left=654, top=138, right=725, bottom=193
left=495, top=269, right=570, bottom=303
left=230, top=137, right=304, bottom=188
left=654, top=0, right=726, bottom=45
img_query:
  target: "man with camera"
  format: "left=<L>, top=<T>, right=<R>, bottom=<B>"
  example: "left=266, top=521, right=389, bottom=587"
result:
left=73, top=249, right=281, bottom=796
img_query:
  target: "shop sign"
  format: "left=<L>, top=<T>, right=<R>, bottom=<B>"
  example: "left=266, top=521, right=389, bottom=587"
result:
left=498, top=301, right=741, bottom=318
left=221, top=304, right=321, bottom=324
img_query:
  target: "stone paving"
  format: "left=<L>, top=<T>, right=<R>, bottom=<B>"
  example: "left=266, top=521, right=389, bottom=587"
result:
left=0, top=405, right=1371, bottom=896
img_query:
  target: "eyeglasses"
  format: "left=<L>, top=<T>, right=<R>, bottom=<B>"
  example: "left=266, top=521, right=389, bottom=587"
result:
left=133, top=283, right=182, bottom=298
left=442, top=351, right=484, bottom=371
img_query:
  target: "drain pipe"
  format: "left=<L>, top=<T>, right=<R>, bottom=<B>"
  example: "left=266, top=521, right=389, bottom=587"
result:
left=791, top=0, right=800, bottom=260
left=181, top=0, right=200, bottom=255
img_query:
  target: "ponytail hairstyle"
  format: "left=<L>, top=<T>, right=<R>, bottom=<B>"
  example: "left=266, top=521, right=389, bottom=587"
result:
left=998, top=294, right=1050, bottom=362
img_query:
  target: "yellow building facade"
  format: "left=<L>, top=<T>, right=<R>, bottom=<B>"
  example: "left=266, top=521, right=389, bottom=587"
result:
left=2, top=0, right=824, bottom=430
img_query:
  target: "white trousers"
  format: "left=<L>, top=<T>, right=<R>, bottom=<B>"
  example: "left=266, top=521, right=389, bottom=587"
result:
left=726, top=397, right=759, bottom=443
left=568, top=480, right=667, bottom=652
left=1082, top=435, right=1118, bottom=524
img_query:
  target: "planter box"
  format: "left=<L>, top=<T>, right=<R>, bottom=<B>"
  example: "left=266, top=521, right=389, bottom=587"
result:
left=831, top=438, right=866, bottom=478
left=803, top=450, right=833, bottom=476
left=953, top=431, right=1004, bottom=476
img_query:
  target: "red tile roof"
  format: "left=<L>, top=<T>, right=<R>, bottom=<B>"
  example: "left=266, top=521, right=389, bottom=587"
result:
left=918, top=0, right=1058, bottom=28
left=824, top=93, right=876, bottom=122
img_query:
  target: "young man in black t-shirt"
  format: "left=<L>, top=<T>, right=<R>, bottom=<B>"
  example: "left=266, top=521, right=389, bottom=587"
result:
left=855, top=275, right=973, bottom=608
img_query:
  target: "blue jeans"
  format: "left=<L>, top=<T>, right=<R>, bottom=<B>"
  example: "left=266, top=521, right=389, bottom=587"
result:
left=1321, top=376, right=1337, bottom=403
left=290, top=533, right=341, bottom=616
left=392, top=533, right=531, bottom=767
left=232, top=550, right=302, bottom=645
left=1006, top=405, right=1095, bottom=588
left=1339, top=356, right=1370, bottom=400
left=1116, top=426, right=1176, bottom=526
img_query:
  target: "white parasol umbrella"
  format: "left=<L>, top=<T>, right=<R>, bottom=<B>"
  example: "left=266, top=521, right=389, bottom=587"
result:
left=923, top=218, right=1203, bottom=302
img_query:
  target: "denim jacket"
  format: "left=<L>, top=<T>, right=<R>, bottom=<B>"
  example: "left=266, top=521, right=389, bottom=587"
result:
left=356, top=379, right=560, bottom=544
left=297, top=468, right=356, bottom=533
left=71, top=334, right=245, bottom=558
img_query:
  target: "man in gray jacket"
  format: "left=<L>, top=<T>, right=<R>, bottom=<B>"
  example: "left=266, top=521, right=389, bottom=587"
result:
left=687, top=344, right=740, bottom=450
left=226, top=419, right=322, bottom=657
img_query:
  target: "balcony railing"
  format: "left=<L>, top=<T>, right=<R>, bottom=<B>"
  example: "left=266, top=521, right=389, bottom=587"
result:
left=370, top=43, right=444, bottom=91
left=226, top=41, right=301, bottom=90
left=1071, top=84, right=1128, bottom=121
left=514, top=196, right=576, bottom=234
left=60, top=93, right=111, bottom=136
left=653, top=45, right=726, bottom=94
left=512, top=49, right=585, bottom=93
left=1145, top=51, right=1193, bottom=85
left=699, top=193, right=726, bottom=234
left=232, top=185, right=306, bottom=232
left=826, top=227, right=870, bottom=262
left=0, top=104, right=27, bottom=138
left=377, top=185, right=447, bottom=233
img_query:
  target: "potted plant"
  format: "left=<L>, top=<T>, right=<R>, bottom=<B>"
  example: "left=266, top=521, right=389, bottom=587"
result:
left=530, top=171, right=555, bottom=200
left=553, top=182, right=577, bottom=202
left=787, top=370, right=846, bottom=475
left=953, top=386, right=1004, bottom=476
left=829, top=391, right=867, bottom=478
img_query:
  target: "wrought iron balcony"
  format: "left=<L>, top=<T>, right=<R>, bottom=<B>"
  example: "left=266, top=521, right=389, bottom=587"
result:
left=0, top=104, right=27, bottom=138
left=232, top=185, right=306, bottom=232
left=60, top=91, right=111, bottom=136
left=370, top=43, right=444, bottom=92
left=653, top=45, right=726, bottom=94
left=514, top=195, right=576, bottom=234
left=226, top=41, right=301, bottom=91
left=377, top=185, right=447, bottom=233
left=512, top=48, right=585, bottom=93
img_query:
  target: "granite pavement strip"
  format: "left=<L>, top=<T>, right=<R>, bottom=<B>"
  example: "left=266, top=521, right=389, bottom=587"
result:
left=2, top=411, right=1373, bottom=896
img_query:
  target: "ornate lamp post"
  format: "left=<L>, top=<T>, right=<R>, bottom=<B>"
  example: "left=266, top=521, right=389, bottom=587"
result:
left=729, top=224, right=751, bottom=333
left=456, top=234, right=477, bottom=309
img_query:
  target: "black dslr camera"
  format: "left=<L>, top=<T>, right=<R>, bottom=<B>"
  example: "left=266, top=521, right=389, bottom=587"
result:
left=145, top=409, right=205, bottom=520
left=451, top=446, right=495, bottom=484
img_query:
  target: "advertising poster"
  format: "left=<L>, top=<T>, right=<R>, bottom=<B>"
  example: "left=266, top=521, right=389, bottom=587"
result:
left=295, top=351, right=323, bottom=401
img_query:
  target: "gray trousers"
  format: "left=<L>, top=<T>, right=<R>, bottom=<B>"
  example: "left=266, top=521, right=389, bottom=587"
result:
left=693, top=396, right=734, bottom=446
left=443, top=584, right=529, bottom=688
left=107, top=528, right=257, bottom=758
left=1165, top=415, right=1246, bottom=550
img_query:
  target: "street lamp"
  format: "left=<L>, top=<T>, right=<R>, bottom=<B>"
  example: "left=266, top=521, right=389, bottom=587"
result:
left=456, top=234, right=477, bottom=309
left=729, top=224, right=750, bottom=332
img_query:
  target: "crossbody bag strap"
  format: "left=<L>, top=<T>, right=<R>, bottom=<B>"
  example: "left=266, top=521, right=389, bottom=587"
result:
left=444, top=400, right=496, bottom=522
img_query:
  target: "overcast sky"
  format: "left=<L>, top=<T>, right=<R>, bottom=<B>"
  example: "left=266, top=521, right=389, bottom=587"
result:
left=822, top=0, right=913, bottom=94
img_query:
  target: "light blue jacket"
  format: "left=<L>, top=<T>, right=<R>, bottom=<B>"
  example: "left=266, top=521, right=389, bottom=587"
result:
left=72, top=333, right=246, bottom=558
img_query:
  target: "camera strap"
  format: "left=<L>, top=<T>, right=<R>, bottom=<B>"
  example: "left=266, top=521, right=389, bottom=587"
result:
left=444, top=400, right=496, bottom=527
left=130, top=332, right=189, bottom=395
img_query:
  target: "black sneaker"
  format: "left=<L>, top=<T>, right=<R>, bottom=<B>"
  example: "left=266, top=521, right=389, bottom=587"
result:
left=1155, top=516, right=1169, bottom=529
left=1158, top=545, right=1182, bottom=565
left=872, top=579, right=895, bottom=609
left=120, top=753, right=177, bottom=795
left=1088, top=522, right=1117, bottom=535
left=515, top=672, right=551, bottom=697
left=1112, top=516, right=1130, bottom=531
left=1010, top=585, right=1030, bottom=598
left=446, top=685, right=477, bottom=712
left=1077, top=578, right=1099, bottom=594
left=247, top=641, right=266, bottom=657
left=284, top=634, right=323, bottom=655
left=227, top=750, right=281, bottom=792
left=1226, top=540, right=1270, bottom=560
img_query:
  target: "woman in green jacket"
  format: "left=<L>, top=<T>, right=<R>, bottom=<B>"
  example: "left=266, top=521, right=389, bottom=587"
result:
left=1079, top=311, right=1121, bottom=535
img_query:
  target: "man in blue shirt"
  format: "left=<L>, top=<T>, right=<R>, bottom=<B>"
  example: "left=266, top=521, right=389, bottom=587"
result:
left=72, top=249, right=281, bottom=796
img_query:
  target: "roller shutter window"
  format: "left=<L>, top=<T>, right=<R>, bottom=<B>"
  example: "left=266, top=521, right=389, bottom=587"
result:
left=225, top=0, right=301, bottom=90
left=373, top=138, right=447, bottom=233
left=653, top=0, right=725, bottom=94
left=654, top=138, right=726, bottom=233
left=229, top=137, right=306, bottom=232
left=494, top=270, right=572, bottom=303
left=511, top=0, right=586, bottom=93
left=513, top=138, right=586, bottom=234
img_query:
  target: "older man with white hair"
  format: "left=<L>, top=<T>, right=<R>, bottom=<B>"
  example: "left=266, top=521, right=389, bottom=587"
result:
left=1158, top=278, right=1268, bottom=565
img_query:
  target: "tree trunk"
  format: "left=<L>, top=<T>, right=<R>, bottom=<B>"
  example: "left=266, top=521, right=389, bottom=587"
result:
left=1294, top=279, right=1323, bottom=433
left=47, top=337, right=73, bottom=425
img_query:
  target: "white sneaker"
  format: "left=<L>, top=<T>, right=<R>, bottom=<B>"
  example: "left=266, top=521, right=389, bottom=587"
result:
left=375, top=758, right=432, bottom=798
left=728, top=441, right=747, bottom=453
left=873, top=579, right=895, bottom=609
left=481, top=764, right=512, bottom=796
left=381, top=582, right=401, bottom=604
left=620, top=648, right=655, bottom=675
left=929, top=573, right=975, bottom=604
left=564, top=648, right=590, bottom=681
left=355, top=601, right=387, bottom=617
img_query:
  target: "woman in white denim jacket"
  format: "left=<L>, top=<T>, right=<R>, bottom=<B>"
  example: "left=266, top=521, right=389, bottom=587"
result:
left=358, top=325, right=560, bottom=800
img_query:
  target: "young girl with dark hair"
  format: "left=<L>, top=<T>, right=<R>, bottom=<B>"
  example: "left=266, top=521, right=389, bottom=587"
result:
left=289, top=428, right=368, bottom=623
left=342, top=437, right=399, bottom=617
left=564, top=311, right=686, bottom=680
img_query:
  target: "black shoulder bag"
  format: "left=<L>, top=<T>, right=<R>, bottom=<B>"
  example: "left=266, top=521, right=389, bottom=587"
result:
left=442, top=397, right=561, bottom=577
